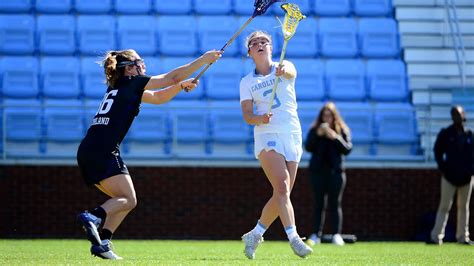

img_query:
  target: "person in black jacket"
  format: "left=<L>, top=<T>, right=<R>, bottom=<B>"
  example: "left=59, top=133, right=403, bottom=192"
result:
left=304, top=102, right=352, bottom=246
left=429, top=105, right=473, bottom=245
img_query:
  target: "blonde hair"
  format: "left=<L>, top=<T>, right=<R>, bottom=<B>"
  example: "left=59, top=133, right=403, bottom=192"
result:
left=311, top=102, right=350, bottom=135
left=245, top=30, right=272, bottom=50
left=101, top=49, right=137, bottom=88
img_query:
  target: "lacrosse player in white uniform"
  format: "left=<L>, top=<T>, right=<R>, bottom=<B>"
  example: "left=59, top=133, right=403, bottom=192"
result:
left=240, top=30, right=312, bottom=259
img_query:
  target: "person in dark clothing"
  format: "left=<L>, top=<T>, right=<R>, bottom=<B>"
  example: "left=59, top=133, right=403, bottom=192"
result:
left=429, top=105, right=473, bottom=245
left=304, top=102, right=352, bottom=246
left=76, top=49, right=222, bottom=259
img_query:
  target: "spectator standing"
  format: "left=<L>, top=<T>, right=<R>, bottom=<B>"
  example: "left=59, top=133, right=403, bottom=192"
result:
left=429, top=105, right=473, bottom=245
left=305, top=102, right=352, bottom=246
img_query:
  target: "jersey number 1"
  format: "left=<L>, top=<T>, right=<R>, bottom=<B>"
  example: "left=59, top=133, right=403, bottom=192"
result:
left=96, top=90, right=118, bottom=115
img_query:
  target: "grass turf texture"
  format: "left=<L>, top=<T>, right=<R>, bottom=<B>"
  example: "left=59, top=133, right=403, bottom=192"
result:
left=0, top=240, right=472, bottom=265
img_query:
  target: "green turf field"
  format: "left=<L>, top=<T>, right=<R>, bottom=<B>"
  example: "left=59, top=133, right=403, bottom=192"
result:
left=0, top=239, right=472, bottom=265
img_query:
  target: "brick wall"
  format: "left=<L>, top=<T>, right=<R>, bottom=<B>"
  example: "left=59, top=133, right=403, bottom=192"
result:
left=0, top=165, right=472, bottom=241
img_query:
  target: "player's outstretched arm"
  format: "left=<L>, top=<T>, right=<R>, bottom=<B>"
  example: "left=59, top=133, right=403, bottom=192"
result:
left=143, top=50, right=222, bottom=91
left=142, top=79, right=198, bottom=105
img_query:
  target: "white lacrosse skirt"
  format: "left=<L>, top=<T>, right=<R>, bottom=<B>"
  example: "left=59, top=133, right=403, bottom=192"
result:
left=254, top=132, right=303, bottom=163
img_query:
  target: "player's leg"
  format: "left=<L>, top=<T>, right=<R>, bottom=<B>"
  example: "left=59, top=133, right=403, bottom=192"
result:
left=86, top=173, right=136, bottom=260
left=259, top=150, right=294, bottom=227
left=95, top=173, right=137, bottom=233
left=259, top=150, right=311, bottom=258
left=242, top=150, right=290, bottom=259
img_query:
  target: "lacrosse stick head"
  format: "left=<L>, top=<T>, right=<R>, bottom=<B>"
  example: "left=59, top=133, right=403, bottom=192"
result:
left=252, top=0, right=282, bottom=17
left=280, top=3, right=306, bottom=40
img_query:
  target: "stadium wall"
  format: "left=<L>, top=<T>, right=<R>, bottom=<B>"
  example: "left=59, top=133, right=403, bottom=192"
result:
left=0, top=165, right=472, bottom=241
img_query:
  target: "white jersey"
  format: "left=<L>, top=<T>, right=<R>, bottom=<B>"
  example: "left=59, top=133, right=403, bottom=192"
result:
left=240, top=62, right=301, bottom=134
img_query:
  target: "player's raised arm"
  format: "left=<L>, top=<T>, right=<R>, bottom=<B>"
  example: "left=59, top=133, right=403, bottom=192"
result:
left=143, top=50, right=222, bottom=91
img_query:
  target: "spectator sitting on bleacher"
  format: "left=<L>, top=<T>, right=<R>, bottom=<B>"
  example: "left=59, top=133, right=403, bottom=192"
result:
left=429, top=105, right=474, bottom=245
left=76, top=48, right=222, bottom=260
left=304, top=102, right=352, bottom=246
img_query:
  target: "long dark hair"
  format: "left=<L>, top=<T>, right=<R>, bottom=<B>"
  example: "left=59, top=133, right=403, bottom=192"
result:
left=311, top=102, right=350, bottom=135
left=101, top=49, right=137, bottom=88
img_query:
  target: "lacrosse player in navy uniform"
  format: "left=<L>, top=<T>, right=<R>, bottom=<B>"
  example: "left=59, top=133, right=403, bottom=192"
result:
left=239, top=31, right=312, bottom=259
left=77, top=49, right=222, bottom=259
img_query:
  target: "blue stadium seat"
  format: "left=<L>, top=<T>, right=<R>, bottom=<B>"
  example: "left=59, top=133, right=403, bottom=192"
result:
left=0, top=0, right=33, bottom=13
left=205, top=58, right=243, bottom=100
left=43, top=99, right=84, bottom=158
left=374, top=103, right=419, bottom=159
left=41, top=57, right=80, bottom=99
left=154, top=0, right=192, bottom=14
left=338, top=102, right=375, bottom=158
left=1, top=56, right=39, bottom=99
left=124, top=104, right=171, bottom=158
left=197, top=16, right=239, bottom=57
left=35, top=0, right=72, bottom=14
left=0, top=15, right=35, bottom=55
left=37, top=15, right=76, bottom=55
left=142, top=56, right=161, bottom=75
left=115, top=0, right=152, bottom=14
left=81, top=57, right=105, bottom=99
left=75, top=0, right=112, bottom=14
left=353, top=0, right=392, bottom=17
left=3, top=99, right=43, bottom=158
left=238, top=16, right=281, bottom=56
left=233, top=0, right=254, bottom=15
left=358, top=18, right=399, bottom=58
left=326, top=59, right=366, bottom=101
left=77, top=15, right=116, bottom=56
left=194, top=0, right=232, bottom=15
left=161, top=57, right=204, bottom=99
left=319, top=18, right=358, bottom=58
left=367, top=60, right=408, bottom=102
left=168, top=100, right=210, bottom=158
left=117, top=16, right=157, bottom=55
left=292, top=59, right=325, bottom=101
left=313, top=0, right=351, bottom=16
left=281, top=17, right=318, bottom=58
left=272, top=0, right=312, bottom=16
left=157, top=16, right=198, bottom=56
left=208, top=101, right=253, bottom=159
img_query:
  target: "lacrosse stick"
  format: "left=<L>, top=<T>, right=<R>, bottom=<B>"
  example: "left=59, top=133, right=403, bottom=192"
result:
left=188, top=0, right=281, bottom=89
left=267, top=3, right=305, bottom=113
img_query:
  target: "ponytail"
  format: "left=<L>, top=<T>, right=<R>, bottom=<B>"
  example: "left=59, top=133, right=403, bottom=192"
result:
left=101, top=49, right=137, bottom=88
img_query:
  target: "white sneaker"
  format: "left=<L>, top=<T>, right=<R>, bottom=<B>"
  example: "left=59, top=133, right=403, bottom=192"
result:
left=332, top=234, right=345, bottom=246
left=290, top=237, right=313, bottom=258
left=90, top=239, right=123, bottom=260
left=306, top=233, right=321, bottom=246
left=241, top=231, right=264, bottom=259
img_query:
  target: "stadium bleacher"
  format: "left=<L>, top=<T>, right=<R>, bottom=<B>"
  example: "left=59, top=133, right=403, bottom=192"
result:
left=0, top=0, right=427, bottom=162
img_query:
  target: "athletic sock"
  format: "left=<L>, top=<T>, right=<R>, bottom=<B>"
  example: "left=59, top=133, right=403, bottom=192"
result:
left=101, top=229, right=113, bottom=241
left=252, top=220, right=267, bottom=236
left=285, top=225, right=299, bottom=241
left=91, top=206, right=107, bottom=221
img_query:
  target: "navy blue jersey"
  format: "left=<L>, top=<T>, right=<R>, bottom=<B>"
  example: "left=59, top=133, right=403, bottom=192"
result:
left=80, top=75, right=151, bottom=154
